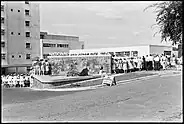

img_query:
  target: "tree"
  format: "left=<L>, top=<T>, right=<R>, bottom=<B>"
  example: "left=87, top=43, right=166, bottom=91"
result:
left=144, top=1, right=183, bottom=45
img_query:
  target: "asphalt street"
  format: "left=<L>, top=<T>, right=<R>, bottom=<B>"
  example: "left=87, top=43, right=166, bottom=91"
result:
left=2, top=72, right=182, bottom=122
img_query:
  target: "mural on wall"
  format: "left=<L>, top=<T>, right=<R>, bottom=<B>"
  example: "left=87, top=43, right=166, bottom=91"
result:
left=48, top=56, right=112, bottom=76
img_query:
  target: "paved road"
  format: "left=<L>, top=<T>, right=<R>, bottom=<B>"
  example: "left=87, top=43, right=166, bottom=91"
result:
left=2, top=87, right=83, bottom=105
left=2, top=72, right=182, bottom=122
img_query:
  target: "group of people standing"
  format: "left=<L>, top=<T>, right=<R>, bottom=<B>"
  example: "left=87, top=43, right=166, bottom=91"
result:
left=1, top=74, right=32, bottom=88
left=111, top=54, right=182, bottom=74
left=112, top=57, right=143, bottom=74
left=32, top=59, right=52, bottom=75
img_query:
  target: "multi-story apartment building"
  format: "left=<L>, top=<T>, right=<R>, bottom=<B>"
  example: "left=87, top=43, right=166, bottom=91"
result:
left=40, top=32, right=84, bottom=59
left=1, top=1, right=40, bottom=75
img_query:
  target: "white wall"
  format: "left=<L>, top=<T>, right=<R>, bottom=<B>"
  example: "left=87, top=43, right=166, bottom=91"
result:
left=149, top=45, right=172, bottom=55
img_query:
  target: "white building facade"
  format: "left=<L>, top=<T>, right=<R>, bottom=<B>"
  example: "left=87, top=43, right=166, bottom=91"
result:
left=69, top=44, right=172, bottom=58
left=40, top=32, right=84, bottom=59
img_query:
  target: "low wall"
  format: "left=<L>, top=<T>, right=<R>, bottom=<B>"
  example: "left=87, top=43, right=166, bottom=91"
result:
left=48, top=55, right=112, bottom=76
left=31, top=75, right=101, bottom=89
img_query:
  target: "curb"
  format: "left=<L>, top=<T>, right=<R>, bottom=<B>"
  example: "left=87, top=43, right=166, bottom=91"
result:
left=30, top=74, right=158, bottom=92
left=30, top=71, right=181, bottom=92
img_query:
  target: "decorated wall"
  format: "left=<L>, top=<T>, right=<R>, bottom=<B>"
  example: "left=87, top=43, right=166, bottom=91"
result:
left=48, top=55, right=112, bottom=76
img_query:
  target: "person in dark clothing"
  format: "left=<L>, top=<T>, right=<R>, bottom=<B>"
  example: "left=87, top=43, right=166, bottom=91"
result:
left=48, top=63, right=52, bottom=75
left=145, top=55, right=149, bottom=71
left=79, top=67, right=89, bottom=76
left=142, top=56, right=146, bottom=70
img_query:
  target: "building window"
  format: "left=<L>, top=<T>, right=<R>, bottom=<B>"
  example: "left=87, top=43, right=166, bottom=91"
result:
left=124, top=51, right=130, bottom=57
left=43, top=43, right=56, bottom=47
left=26, top=54, right=31, bottom=59
left=115, top=52, right=124, bottom=57
left=40, top=34, right=44, bottom=39
left=164, top=51, right=171, bottom=56
left=25, top=9, right=30, bottom=16
left=18, top=10, right=20, bottom=12
left=1, top=29, right=5, bottom=35
left=1, top=42, right=5, bottom=47
left=131, top=51, right=138, bottom=57
left=12, top=55, right=14, bottom=58
left=25, top=21, right=30, bottom=27
left=25, top=1, right=29, bottom=4
left=25, top=32, right=30, bottom=37
left=26, top=43, right=31, bottom=48
left=11, top=9, right=13, bottom=12
left=18, top=33, right=20, bottom=35
left=19, top=55, right=21, bottom=58
left=1, top=17, right=4, bottom=24
left=2, top=53, right=6, bottom=60
left=1, top=5, right=4, bottom=11
left=57, top=44, right=69, bottom=48
left=11, top=32, right=14, bottom=35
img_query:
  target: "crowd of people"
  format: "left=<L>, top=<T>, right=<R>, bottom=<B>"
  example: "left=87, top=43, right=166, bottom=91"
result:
left=1, top=74, right=33, bottom=88
left=1, top=53, right=182, bottom=88
left=1, top=59, right=53, bottom=88
left=32, top=59, right=52, bottom=75
left=111, top=54, right=182, bottom=74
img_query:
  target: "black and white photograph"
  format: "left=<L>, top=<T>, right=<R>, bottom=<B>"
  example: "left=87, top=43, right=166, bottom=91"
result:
left=1, top=1, right=183, bottom=122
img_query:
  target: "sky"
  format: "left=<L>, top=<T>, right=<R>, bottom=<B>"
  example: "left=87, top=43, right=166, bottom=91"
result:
left=39, top=1, right=172, bottom=49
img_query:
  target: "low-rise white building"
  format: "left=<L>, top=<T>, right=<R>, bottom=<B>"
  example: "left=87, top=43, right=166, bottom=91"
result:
left=40, top=32, right=84, bottom=59
left=69, top=44, right=172, bottom=58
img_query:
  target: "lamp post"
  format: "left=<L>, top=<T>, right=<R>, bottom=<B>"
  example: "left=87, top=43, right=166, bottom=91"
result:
left=40, top=39, right=43, bottom=59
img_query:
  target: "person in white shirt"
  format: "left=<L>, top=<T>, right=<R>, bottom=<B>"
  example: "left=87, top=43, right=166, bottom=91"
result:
left=1, top=75, right=5, bottom=86
left=117, top=59, right=123, bottom=73
left=35, top=62, right=40, bottom=75
left=19, top=75, right=24, bottom=87
left=45, top=60, right=49, bottom=75
left=8, top=75, right=13, bottom=87
left=180, top=56, right=183, bottom=65
left=12, top=75, right=17, bottom=87
left=171, top=56, right=176, bottom=68
left=153, top=55, right=160, bottom=70
left=133, top=57, right=138, bottom=69
left=16, top=75, right=20, bottom=87
left=160, top=54, right=167, bottom=70
left=3, top=75, right=9, bottom=88
left=137, top=57, right=143, bottom=71
left=123, top=58, right=128, bottom=73
left=29, top=72, right=34, bottom=87
left=40, top=61, right=45, bottom=75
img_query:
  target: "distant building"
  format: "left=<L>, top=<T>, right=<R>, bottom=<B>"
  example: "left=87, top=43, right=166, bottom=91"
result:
left=1, top=1, right=40, bottom=75
left=40, top=32, right=84, bottom=59
left=69, top=44, right=172, bottom=58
